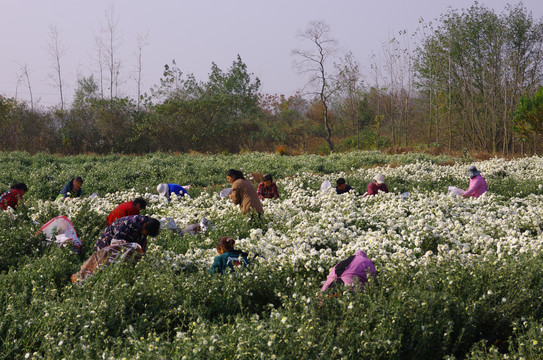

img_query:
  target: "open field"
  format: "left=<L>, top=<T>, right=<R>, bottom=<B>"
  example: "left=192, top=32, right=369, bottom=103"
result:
left=1, top=151, right=543, bottom=359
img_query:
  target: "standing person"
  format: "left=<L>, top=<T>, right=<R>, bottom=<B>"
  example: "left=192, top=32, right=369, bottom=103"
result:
left=209, top=237, right=250, bottom=274
left=56, top=176, right=83, bottom=200
left=94, top=215, right=160, bottom=253
left=364, top=174, right=389, bottom=197
left=105, top=198, right=147, bottom=226
left=335, top=178, right=353, bottom=194
left=225, top=169, right=263, bottom=215
left=321, top=250, right=376, bottom=293
left=462, top=166, right=488, bottom=198
left=157, top=183, right=187, bottom=200
left=257, top=174, right=279, bottom=199
left=0, top=183, right=28, bottom=210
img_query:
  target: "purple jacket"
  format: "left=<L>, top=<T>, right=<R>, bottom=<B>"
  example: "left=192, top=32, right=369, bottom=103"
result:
left=321, top=250, right=376, bottom=292
left=462, top=175, right=488, bottom=198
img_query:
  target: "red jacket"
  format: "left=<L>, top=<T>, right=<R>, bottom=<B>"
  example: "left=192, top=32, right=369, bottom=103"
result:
left=105, top=201, right=141, bottom=226
left=0, top=188, right=25, bottom=210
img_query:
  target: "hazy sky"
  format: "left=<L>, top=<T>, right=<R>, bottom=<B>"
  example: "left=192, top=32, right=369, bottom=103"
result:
left=1, top=0, right=542, bottom=107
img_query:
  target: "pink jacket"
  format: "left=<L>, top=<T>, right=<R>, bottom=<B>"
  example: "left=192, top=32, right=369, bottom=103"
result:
left=321, top=250, right=376, bottom=292
left=462, top=175, right=488, bottom=198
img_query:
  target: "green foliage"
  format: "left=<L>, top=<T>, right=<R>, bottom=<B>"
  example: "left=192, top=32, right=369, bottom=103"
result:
left=513, top=86, right=543, bottom=140
left=2, top=152, right=543, bottom=358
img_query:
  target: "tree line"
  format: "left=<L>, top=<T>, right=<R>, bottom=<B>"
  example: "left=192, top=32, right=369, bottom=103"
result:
left=1, top=2, right=543, bottom=155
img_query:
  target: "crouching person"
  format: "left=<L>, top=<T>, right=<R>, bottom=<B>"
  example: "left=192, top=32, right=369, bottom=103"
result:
left=209, top=237, right=250, bottom=274
left=321, top=250, right=376, bottom=293
left=71, top=215, right=160, bottom=283
left=94, top=215, right=160, bottom=253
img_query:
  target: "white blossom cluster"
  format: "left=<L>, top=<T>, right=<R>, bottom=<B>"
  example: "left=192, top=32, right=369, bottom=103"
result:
left=23, top=156, right=543, bottom=273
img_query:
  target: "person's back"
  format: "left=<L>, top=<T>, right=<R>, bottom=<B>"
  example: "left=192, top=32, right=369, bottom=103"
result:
left=95, top=215, right=149, bottom=252
left=0, top=183, right=27, bottom=210
left=463, top=173, right=488, bottom=198
left=168, top=183, right=187, bottom=197
left=231, top=179, right=263, bottom=214
left=321, top=250, right=376, bottom=292
left=209, top=249, right=250, bottom=274
left=105, top=200, right=144, bottom=226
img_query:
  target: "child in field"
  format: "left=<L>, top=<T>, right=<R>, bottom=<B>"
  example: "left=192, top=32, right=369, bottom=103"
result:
left=209, top=237, right=250, bottom=274
left=0, top=183, right=28, bottom=210
left=257, top=174, right=279, bottom=199
left=157, top=183, right=188, bottom=200
left=321, top=250, right=376, bottom=292
left=335, top=178, right=353, bottom=194
left=56, top=176, right=83, bottom=201
left=105, top=198, right=147, bottom=226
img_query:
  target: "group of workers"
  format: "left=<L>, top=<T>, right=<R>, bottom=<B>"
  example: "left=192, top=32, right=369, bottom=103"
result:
left=2, top=165, right=489, bottom=291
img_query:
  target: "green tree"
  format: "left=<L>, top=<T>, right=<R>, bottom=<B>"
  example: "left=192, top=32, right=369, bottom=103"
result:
left=513, top=87, right=543, bottom=142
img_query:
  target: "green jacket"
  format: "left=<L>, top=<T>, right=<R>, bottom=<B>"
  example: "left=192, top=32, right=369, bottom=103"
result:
left=209, top=250, right=249, bottom=274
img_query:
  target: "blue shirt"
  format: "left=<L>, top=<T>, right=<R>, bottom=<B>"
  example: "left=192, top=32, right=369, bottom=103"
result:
left=168, top=183, right=187, bottom=197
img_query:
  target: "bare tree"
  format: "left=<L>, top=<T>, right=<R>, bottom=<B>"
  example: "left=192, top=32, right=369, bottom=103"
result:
left=20, top=64, right=34, bottom=111
left=98, top=3, right=122, bottom=99
left=135, top=33, right=149, bottom=109
left=334, top=51, right=365, bottom=149
left=46, top=24, right=66, bottom=110
left=292, top=20, right=338, bottom=151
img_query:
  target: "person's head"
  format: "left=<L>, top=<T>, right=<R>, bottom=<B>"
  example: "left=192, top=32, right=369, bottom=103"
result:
left=73, top=177, right=83, bottom=190
left=336, top=178, right=346, bottom=191
left=157, top=183, right=169, bottom=198
left=133, top=198, right=147, bottom=211
left=216, top=236, right=236, bottom=254
left=225, top=169, right=244, bottom=184
left=263, top=174, right=273, bottom=187
left=11, top=183, right=28, bottom=195
left=373, top=174, right=385, bottom=185
left=142, top=217, right=160, bottom=237
left=467, top=166, right=481, bottom=179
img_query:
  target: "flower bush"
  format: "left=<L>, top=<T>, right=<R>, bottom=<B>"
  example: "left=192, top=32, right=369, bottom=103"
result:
left=1, top=151, right=543, bottom=358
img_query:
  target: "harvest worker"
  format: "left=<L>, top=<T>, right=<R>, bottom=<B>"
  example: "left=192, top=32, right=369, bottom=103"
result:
left=56, top=176, right=83, bottom=201
left=0, top=183, right=28, bottom=210
left=321, top=250, right=376, bottom=293
left=94, top=214, right=160, bottom=253
left=257, top=174, right=279, bottom=199
left=364, top=174, right=389, bottom=197
left=105, top=198, right=147, bottom=226
left=462, top=165, right=488, bottom=198
left=225, top=169, right=263, bottom=215
left=157, top=183, right=187, bottom=200
left=209, top=237, right=250, bottom=274
left=335, top=178, right=353, bottom=194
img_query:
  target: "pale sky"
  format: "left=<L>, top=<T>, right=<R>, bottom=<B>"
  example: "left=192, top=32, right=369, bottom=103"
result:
left=1, top=0, right=542, bottom=107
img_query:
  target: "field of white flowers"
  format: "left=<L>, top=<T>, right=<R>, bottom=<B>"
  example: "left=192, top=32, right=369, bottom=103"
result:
left=2, top=152, right=543, bottom=359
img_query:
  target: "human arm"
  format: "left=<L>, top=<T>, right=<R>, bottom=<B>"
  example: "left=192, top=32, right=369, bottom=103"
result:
left=229, top=181, right=242, bottom=205
left=462, top=177, right=480, bottom=197
left=59, top=181, right=72, bottom=198
left=320, top=267, right=337, bottom=292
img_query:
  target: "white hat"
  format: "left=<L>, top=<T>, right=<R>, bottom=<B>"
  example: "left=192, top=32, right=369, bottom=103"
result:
left=374, top=174, right=385, bottom=184
left=157, top=183, right=169, bottom=197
